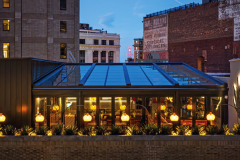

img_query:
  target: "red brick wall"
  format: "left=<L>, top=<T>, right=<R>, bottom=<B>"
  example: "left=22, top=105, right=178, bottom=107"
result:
left=169, top=37, right=237, bottom=73
left=143, top=51, right=169, bottom=59
left=168, top=2, right=236, bottom=73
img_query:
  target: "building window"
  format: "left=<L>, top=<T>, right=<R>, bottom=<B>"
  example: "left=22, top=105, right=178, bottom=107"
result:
left=140, top=47, right=143, bottom=50
left=94, top=39, right=99, bottom=45
left=80, top=39, right=85, bottom=44
left=109, top=51, right=113, bottom=63
left=60, top=21, right=66, bottom=32
left=60, top=43, right=67, bottom=59
left=93, top=51, right=98, bottom=63
left=60, top=0, right=66, bottom=10
left=102, top=40, right=106, bottom=45
left=3, top=20, right=10, bottom=31
left=139, top=41, right=142, bottom=45
left=3, top=0, right=10, bottom=7
left=3, top=43, right=9, bottom=58
left=101, top=51, right=106, bottom=63
left=79, top=50, right=85, bottom=63
left=109, top=40, right=114, bottom=45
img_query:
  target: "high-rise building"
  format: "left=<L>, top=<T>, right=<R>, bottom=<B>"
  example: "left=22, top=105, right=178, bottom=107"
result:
left=133, top=38, right=143, bottom=62
left=0, top=0, right=79, bottom=62
left=79, top=24, right=120, bottom=63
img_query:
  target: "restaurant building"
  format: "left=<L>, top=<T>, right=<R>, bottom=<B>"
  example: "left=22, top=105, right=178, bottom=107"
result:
left=0, top=58, right=228, bottom=129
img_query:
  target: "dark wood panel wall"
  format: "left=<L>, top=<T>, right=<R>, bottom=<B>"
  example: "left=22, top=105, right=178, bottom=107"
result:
left=0, top=59, right=32, bottom=128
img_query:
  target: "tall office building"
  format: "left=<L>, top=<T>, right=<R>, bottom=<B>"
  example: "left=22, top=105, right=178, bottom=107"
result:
left=0, top=0, right=79, bottom=62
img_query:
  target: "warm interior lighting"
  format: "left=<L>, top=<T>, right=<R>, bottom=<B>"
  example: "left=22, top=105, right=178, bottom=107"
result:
left=90, top=105, right=96, bottom=111
left=28, top=132, right=37, bottom=136
left=3, top=43, right=9, bottom=58
left=0, top=113, right=6, bottom=122
left=121, top=113, right=130, bottom=121
left=120, top=105, right=126, bottom=111
left=166, top=97, right=173, bottom=102
left=47, top=130, right=52, bottom=136
left=187, top=104, right=192, bottom=110
left=206, top=112, right=215, bottom=121
left=160, top=105, right=166, bottom=110
left=90, top=97, right=96, bottom=101
left=170, top=113, right=179, bottom=122
left=53, top=104, right=59, bottom=111
left=171, top=131, right=179, bottom=136
left=185, top=130, right=192, bottom=136
left=35, top=113, right=44, bottom=122
left=83, top=113, right=92, bottom=122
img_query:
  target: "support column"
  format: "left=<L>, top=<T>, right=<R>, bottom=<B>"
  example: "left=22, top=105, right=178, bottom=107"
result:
left=61, top=97, right=65, bottom=124
left=157, top=97, right=161, bottom=127
left=112, top=97, right=115, bottom=126
left=47, top=97, right=51, bottom=128
left=206, top=96, right=211, bottom=126
left=192, top=97, right=196, bottom=127
left=127, top=96, right=130, bottom=126
left=96, top=97, right=100, bottom=126
left=77, top=94, right=81, bottom=129
left=98, top=51, right=101, bottom=63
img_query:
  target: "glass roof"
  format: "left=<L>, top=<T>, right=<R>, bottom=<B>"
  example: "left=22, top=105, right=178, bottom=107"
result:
left=34, top=63, right=222, bottom=87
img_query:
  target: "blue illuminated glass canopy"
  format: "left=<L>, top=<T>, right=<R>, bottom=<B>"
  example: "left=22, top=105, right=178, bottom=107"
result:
left=34, top=62, right=223, bottom=87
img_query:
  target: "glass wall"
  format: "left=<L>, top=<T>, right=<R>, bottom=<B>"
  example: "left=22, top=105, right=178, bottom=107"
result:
left=99, top=97, right=112, bottom=127
left=65, top=97, right=77, bottom=128
left=195, top=97, right=207, bottom=126
left=50, top=97, right=62, bottom=128
left=115, top=97, right=127, bottom=126
left=160, top=97, right=174, bottom=126
left=180, top=97, right=193, bottom=127
left=35, top=97, right=47, bottom=128
left=146, top=97, right=158, bottom=125
left=84, top=97, right=97, bottom=127
left=211, top=97, right=222, bottom=127
left=130, top=97, right=143, bottom=126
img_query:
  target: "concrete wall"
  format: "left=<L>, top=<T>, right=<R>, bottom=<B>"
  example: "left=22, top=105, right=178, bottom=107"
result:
left=229, top=59, right=240, bottom=129
left=0, top=136, right=240, bottom=159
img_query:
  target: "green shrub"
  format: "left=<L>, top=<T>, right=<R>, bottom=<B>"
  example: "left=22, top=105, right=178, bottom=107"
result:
left=161, top=125, right=172, bottom=135
left=206, top=125, right=218, bottom=135
left=64, top=126, right=77, bottom=135
left=111, top=125, right=124, bottom=135
left=36, top=126, right=47, bottom=135
left=233, top=123, right=240, bottom=135
left=126, top=125, right=143, bottom=135
left=4, top=125, right=14, bottom=135
left=217, top=124, right=230, bottom=135
left=192, top=125, right=202, bottom=135
left=52, top=124, right=64, bottom=135
left=80, top=126, right=93, bottom=135
left=21, top=126, right=33, bottom=135
left=96, top=125, right=107, bottom=135
left=142, top=123, right=161, bottom=135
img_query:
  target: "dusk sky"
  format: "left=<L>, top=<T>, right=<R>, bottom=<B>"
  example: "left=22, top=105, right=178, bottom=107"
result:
left=80, top=0, right=202, bottom=62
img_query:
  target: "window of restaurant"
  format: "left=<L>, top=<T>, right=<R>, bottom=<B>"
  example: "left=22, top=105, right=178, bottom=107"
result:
left=195, top=97, right=207, bottom=126
left=145, top=97, right=158, bottom=125
left=211, top=97, right=222, bottom=127
left=93, top=51, right=98, bottom=63
left=64, top=97, right=77, bottom=128
left=130, top=97, right=143, bottom=126
left=160, top=97, right=174, bottom=126
left=99, top=97, right=112, bottom=127
left=84, top=97, right=97, bottom=127
left=180, top=97, right=193, bottom=127
left=50, top=97, right=62, bottom=128
left=115, top=97, right=127, bottom=126
left=35, top=97, right=47, bottom=128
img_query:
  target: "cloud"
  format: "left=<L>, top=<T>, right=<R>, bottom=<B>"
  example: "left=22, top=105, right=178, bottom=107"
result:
left=133, top=1, right=145, bottom=18
left=175, top=0, right=183, bottom=5
left=99, top=13, right=115, bottom=28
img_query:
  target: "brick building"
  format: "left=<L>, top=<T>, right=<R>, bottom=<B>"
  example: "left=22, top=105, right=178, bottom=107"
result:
left=133, top=38, right=143, bottom=62
left=143, top=0, right=240, bottom=73
left=0, top=0, right=79, bottom=62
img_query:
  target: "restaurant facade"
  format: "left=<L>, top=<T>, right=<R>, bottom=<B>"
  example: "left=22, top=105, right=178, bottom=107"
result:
left=0, top=58, right=228, bottom=129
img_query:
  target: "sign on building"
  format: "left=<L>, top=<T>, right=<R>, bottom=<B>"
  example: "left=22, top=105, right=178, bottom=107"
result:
left=234, top=17, right=240, bottom=41
left=143, top=14, right=168, bottom=52
left=218, top=0, right=240, bottom=20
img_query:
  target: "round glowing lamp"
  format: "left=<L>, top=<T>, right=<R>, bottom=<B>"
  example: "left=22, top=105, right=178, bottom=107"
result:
left=52, top=104, right=59, bottom=111
left=160, top=105, right=166, bottom=111
left=90, top=105, right=96, bottom=111
left=187, top=104, right=192, bottom=110
left=0, top=113, right=6, bottom=122
left=35, top=113, right=44, bottom=122
left=83, top=113, right=92, bottom=122
left=120, top=105, right=126, bottom=111
left=170, top=113, right=179, bottom=122
left=206, top=112, right=215, bottom=121
left=121, top=113, right=130, bottom=121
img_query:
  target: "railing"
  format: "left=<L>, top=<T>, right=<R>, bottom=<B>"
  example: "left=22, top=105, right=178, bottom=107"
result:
left=145, top=0, right=220, bottom=18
